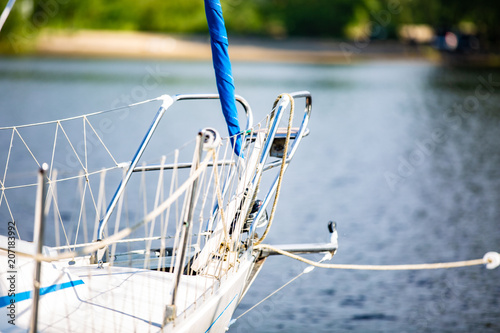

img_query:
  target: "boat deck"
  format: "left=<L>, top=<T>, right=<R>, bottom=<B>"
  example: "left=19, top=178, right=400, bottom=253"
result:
left=0, top=237, right=220, bottom=332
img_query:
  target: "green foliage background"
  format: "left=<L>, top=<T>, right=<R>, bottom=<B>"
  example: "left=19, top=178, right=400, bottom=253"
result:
left=1, top=0, right=499, bottom=44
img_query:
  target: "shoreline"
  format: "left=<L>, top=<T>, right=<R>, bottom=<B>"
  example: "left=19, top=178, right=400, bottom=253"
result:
left=3, top=29, right=499, bottom=66
left=32, top=29, right=428, bottom=64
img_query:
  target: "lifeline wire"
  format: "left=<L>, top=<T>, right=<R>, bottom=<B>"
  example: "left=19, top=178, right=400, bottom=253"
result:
left=0, top=152, right=214, bottom=263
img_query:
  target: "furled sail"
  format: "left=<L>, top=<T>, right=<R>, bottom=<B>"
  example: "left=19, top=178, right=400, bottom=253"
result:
left=204, top=0, right=242, bottom=155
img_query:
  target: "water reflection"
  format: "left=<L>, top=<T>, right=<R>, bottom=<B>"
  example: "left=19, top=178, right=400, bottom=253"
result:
left=0, top=57, right=499, bottom=332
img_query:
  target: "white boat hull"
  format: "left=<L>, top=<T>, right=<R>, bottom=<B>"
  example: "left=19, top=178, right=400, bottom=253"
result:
left=0, top=237, right=255, bottom=333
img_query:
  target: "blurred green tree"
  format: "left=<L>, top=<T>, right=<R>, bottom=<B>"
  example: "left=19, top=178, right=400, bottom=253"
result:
left=1, top=0, right=498, bottom=46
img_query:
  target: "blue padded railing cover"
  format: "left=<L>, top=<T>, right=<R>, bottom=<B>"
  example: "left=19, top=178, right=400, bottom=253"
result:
left=204, top=0, right=242, bottom=155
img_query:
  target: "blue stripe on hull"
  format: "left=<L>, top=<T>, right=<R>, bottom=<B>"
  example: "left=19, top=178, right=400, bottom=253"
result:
left=0, top=279, right=84, bottom=307
left=205, top=293, right=239, bottom=333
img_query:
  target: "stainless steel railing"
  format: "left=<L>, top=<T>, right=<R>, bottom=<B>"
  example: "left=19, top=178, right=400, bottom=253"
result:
left=95, top=94, right=253, bottom=246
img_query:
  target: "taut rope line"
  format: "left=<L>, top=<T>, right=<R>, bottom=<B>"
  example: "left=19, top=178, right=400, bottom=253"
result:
left=229, top=247, right=499, bottom=326
left=255, top=93, right=294, bottom=246
left=255, top=244, right=500, bottom=271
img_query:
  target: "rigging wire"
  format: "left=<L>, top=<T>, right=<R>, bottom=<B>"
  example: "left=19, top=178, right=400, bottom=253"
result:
left=0, top=96, right=163, bottom=130
left=230, top=252, right=332, bottom=327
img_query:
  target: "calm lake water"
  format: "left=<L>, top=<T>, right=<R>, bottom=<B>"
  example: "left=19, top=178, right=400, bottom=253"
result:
left=1, top=56, right=500, bottom=332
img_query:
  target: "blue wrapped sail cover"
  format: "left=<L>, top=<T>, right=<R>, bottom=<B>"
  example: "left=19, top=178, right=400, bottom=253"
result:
left=204, top=0, right=242, bottom=155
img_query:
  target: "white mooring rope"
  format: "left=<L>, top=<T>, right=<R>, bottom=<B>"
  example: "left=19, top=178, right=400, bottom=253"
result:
left=228, top=247, right=499, bottom=327
left=255, top=244, right=500, bottom=271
